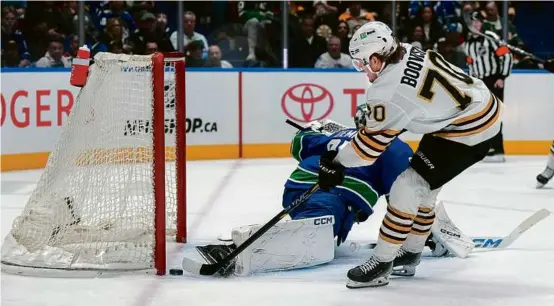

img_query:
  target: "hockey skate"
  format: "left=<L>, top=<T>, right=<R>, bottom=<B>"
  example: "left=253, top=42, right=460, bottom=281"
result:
left=346, top=256, right=393, bottom=289
left=391, top=248, right=421, bottom=277
left=536, top=167, right=553, bottom=188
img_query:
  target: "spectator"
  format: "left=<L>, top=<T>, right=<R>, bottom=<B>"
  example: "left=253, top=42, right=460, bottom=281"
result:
left=2, top=40, right=22, bottom=67
left=483, top=1, right=523, bottom=47
left=108, top=40, right=124, bottom=54
left=59, top=1, right=79, bottom=37
left=289, top=16, right=327, bottom=67
left=95, top=1, right=136, bottom=41
left=24, top=20, right=51, bottom=61
left=185, top=40, right=205, bottom=67
left=156, top=13, right=171, bottom=38
left=408, top=1, right=433, bottom=20
left=407, top=25, right=425, bottom=49
left=412, top=5, right=443, bottom=50
left=101, top=17, right=133, bottom=54
left=335, top=21, right=351, bottom=54
left=339, top=2, right=377, bottom=35
left=212, top=27, right=249, bottom=68
left=239, top=2, right=274, bottom=61
left=436, top=36, right=466, bottom=69
left=314, top=36, right=351, bottom=69
left=24, top=2, right=66, bottom=41
left=205, top=45, right=233, bottom=68
left=170, top=11, right=208, bottom=59
left=1, top=7, right=30, bottom=67
left=351, top=24, right=363, bottom=35
left=145, top=41, right=158, bottom=55
left=63, top=34, right=80, bottom=63
left=313, top=1, right=339, bottom=32
left=129, top=11, right=173, bottom=54
left=434, top=1, right=462, bottom=27
left=35, top=37, right=71, bottom=68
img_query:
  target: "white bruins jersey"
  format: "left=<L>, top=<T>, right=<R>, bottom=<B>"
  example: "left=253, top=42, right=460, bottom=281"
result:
left=337, top=43, right=503, bottom=167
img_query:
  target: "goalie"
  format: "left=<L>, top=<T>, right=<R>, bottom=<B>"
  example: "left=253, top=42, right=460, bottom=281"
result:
left=196, top=118, right=473, bottom=276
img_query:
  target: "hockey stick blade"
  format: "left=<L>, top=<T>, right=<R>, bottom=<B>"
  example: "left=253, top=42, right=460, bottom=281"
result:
left=181, top=184, right=320, bottom=276
left=472, top=208, right=550, bottom=249
left=354, top=208, right=551, bottom=251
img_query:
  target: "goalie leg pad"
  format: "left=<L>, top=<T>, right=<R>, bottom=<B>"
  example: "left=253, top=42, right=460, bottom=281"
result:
left=429, top=202, right=474, bottom=258
left=231, top=215, right=335, bottom=276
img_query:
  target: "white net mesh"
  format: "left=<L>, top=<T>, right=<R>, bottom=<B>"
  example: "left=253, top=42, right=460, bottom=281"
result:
left=1, top=53, right=184, bottom=274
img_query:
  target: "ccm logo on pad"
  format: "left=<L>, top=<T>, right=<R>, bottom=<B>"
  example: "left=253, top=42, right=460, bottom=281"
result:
left=314, top=217, right=333, bottom=226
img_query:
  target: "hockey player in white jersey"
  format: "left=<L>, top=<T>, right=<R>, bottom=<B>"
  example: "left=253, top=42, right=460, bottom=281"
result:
left=314, top=21, right=503, bottom=288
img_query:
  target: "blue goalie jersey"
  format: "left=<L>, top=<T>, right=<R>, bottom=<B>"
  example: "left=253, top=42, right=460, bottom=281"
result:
left=283, top=128, right=413, bottom=243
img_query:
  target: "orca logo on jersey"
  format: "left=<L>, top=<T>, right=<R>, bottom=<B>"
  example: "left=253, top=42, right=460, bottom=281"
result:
left=400, top=47, right=426, bottom=88
left=282, top=84, right=334, bottom=123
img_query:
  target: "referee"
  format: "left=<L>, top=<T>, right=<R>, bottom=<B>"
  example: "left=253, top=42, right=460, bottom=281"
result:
left=464, top=11, right=514, bottom=162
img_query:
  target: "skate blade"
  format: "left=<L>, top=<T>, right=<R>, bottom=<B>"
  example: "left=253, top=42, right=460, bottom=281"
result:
left=346, top=276, right=389, bottom=289
left=391, top=265, right=416, bottom=277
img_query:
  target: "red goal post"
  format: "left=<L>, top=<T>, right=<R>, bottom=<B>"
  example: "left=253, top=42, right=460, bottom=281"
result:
left=153, top=52, right=187, bottom=275
left=1, top=52, right=186, bottom=276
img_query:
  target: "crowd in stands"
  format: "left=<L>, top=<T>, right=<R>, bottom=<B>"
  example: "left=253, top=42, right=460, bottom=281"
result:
left=0, top=1, right=549, bottom=69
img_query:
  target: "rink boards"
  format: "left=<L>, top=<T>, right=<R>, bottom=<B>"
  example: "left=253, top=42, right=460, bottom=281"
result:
left=1, top=68, right=553, bottom=171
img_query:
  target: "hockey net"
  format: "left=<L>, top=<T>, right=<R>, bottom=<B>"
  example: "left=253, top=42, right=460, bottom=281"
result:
left=1, top=52, right=186, bottom=276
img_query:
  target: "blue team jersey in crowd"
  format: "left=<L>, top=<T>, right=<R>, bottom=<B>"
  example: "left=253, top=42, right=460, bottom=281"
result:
left=285, top=128, right=413, bottom=219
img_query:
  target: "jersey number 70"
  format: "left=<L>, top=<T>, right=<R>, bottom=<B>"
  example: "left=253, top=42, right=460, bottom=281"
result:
left=418, top=51, right=474, bottom=110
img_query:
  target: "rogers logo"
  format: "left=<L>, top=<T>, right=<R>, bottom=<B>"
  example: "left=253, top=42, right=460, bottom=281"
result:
left=281, top=83, right=333, bottom=122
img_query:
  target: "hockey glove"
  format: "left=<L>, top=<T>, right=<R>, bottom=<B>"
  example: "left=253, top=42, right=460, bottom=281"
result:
left=544, top=59, right=554, bottom=74
left=354, top=104, right=369, bottom=129
left=318, top=150, right=345, bottom=191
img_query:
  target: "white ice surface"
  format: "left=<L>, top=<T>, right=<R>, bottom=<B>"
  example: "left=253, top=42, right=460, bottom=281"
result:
left=1, top=156, right=554, bottom=306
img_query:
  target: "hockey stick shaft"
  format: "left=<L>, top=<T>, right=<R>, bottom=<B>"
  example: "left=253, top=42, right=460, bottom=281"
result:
left=183, top=184, right=320, bottom=275
left=286, top=119, right=304, bottom=130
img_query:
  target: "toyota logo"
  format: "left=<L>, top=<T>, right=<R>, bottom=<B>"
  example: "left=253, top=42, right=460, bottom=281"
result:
left=281, top=83, right=334, bottom=123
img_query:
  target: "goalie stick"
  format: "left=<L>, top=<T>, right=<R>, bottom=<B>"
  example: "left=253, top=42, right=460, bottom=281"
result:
left=181, top=183, right=321, bottom=276
left=352, top=208, right=551, bottom=251
left=181, top=119, right=350, bottom=275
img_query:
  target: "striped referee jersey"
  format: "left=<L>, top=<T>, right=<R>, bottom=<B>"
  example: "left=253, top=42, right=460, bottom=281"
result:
left=464, top=30, right=514, bottom=79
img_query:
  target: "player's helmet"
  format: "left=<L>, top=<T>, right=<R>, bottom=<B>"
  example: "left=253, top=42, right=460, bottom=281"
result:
left=349, top=21, right=397, bottom=72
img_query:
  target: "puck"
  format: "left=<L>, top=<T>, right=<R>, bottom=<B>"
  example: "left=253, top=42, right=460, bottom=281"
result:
left=169, top=268, right=183, bottom=275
